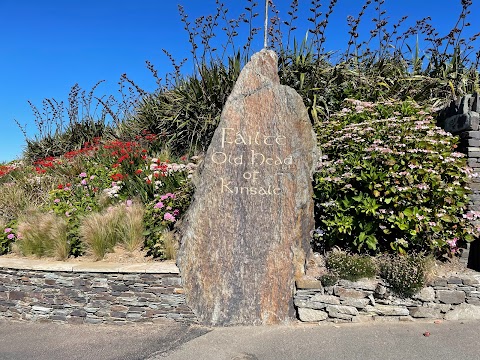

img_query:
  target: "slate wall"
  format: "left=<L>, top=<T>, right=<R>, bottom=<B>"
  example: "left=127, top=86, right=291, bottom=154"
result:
left=0, top=268, right=196, bottom=324
left=437, top=93, right=480, bottom=270
left=295, top=274, right=480, bottom=323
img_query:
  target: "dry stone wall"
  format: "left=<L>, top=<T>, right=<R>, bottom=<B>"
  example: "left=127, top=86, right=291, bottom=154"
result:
left=0, top=268, right=195, bottom=324
left=437, top=93, right=480, bottom=271
left=295, top=274, right=480, bottom=323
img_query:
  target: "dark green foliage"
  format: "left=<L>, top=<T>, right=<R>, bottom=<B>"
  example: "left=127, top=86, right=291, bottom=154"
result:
left=325, top=251, right=377, bottom=281
left=319, top=273, right=339, bottom=287
left=119, top=55, right=243, bottom=156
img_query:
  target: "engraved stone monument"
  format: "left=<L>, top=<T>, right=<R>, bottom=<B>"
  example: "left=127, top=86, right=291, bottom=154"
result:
left=177, top=49, right=317, bottom=325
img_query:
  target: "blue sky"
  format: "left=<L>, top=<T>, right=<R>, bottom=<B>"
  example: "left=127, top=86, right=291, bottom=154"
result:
left=1, top=0, right=479, bottom=163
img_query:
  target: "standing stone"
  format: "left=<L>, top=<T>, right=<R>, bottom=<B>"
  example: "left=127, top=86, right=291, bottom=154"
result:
left=177, top=49, right=317, bottom=326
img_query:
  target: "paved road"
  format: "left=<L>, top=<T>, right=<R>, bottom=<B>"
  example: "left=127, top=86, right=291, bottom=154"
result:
left=1, top=319, right=480, bottom=360
left=158, top=320, right=480, bottom=360
left=0, top=320, right=208, bottom=360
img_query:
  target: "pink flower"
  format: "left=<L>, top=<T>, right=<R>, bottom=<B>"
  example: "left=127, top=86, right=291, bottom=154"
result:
left=173, top=209, right=180, bottom=216
left=4, top=228, right=12, bottom=233
left=54, top=198, right=60, bottom=203
left=160, top=193, right=175, bottom=201
left=126, top=200, right=133, bottom=207
left=7, top=234, right=15, bottom=240
left=154, top=201, right=164, bottom=209
left=90, top=175, right=95, bottom=180
left=164, top=212, right=176, bottom=222
left=81, top=179, right=87, bottom=185
left=79, top=172, right=87, bottom=178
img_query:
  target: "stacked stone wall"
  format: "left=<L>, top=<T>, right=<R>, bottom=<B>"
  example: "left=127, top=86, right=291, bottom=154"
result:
left=0, top=268, right=196, bottom=324
left=437, top=93, right=480, bottom=270
left=295, top=275, right=480, bottom=323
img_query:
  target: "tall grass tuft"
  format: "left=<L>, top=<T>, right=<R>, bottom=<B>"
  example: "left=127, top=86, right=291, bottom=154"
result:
left=119, top=202, right=145, bottom=252
left=0, top=173, right=65, bottom=224
left=79, top=207, right=123, bottom=260
left=16, top=211, right=69, bottom=260
left=79, top=202, right=145, bottom=260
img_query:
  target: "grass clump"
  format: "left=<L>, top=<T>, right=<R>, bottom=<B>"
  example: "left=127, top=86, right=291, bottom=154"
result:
left=118, top=202, right=145, bottom=252
left=79, top=202, right=145, bottom=260
left=325, top=250, right=377, bottom=281
left=378, top=253, right=432, bottom=298
left=16, top=211, right=69, bottom=260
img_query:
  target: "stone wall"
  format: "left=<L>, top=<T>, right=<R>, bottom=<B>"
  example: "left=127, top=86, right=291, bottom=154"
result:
left=438, top=93, right=480, bottom=270
left=0, top=267, right=196, bottom=324
left=295, top=274, right=480, bottom=323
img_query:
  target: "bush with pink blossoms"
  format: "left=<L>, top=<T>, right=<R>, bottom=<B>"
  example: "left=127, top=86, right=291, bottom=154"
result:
left=314, top=99, right=479, bottom=256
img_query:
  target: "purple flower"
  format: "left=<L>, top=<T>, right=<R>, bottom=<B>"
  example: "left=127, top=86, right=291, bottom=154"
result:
left=164, top=212, right=176, bottom=222
left=79, top=172, right=87, bottom=178
left=154, top=201, right=164, bottom=209
left=4, top=228, right=12, bottom=233
left=7, top=234, right=15, bottom=240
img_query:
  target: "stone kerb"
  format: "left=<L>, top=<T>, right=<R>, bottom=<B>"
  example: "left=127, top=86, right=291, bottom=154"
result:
left=295, top=275, right=480, bottom=323
left=0, top=258, right=197, bottom=324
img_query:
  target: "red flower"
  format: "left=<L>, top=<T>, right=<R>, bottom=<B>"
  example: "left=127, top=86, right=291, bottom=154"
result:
left=110, top=173, right=125, bottom=181
left=57, top=184, right=64, bottom=189
left=135, top=169, right=143, bottom=175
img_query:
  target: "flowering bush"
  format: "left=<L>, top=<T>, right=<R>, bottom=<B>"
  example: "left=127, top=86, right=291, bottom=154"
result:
left=0, top=224, right=17, bottom=254
left=379, top=254, right=432, bottom=298
left=143, top=185, right=193, bottom=259
left=314, top=99, right=478, bottom=256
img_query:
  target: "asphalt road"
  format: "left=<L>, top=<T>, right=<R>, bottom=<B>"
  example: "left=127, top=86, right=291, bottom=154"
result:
left=1, top=319, right=480, bottom=360
left=0, top=319, right=209, bottom=360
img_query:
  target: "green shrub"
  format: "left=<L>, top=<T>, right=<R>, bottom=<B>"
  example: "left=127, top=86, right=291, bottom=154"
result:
left=379, top=254, right=431, bottom=298
left=313, top=99, right=478, bottom=256
left=16, top=211, right=69, bottom=260
left=319, top=273, right=339, bottom=287
left=325, top=250, right=377, bottom=281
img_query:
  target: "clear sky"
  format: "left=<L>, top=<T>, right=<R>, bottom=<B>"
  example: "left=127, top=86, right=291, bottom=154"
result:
left=1, top=0, right=479, bottom=163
